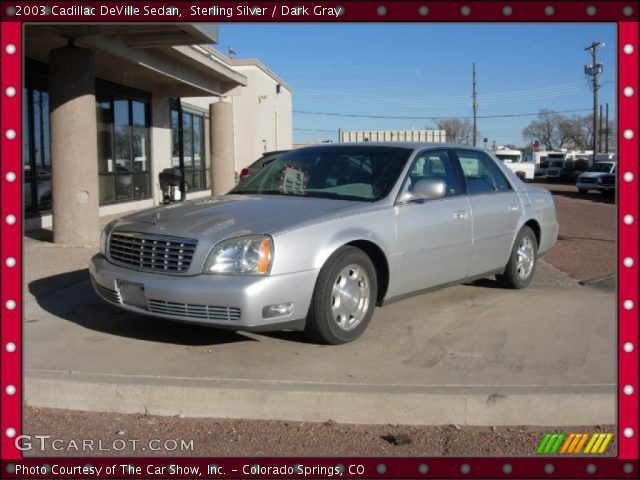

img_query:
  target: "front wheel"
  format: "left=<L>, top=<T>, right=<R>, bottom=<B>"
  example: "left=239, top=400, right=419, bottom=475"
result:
left=496, top=226, right=538, bottom=289
left=305, top=246, right=378, bottom=344
left=578, top=189, right=588, bottom=194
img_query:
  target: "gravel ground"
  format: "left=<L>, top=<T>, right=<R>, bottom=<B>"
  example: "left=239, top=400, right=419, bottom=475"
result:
left=23, top=407, right=615, bottom=457
left=535, top=181, right=616, bottom=283
left=22, top=181, right=617, bottom=457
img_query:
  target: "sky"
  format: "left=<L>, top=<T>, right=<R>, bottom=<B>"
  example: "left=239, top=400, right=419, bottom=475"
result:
left=219, top=23, right=617, bottom=147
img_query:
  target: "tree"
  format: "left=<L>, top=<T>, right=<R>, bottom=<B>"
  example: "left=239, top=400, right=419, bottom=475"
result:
left=559, top=114, right=594, bottom=151
left=522, top=109, right=618, bottom=153
left=522, top=109, right=572, bottom=150
left=435, top=118, right=475, bottom=144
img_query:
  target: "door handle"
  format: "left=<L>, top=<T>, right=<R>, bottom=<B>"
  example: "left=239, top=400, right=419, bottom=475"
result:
left=508, top=204, right=519, bottom=212
left=453, top=210, right=468, bottom=219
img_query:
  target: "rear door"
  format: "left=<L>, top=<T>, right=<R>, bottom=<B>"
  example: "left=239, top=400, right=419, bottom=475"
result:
left=451, top=149, right=522, bottom=277
left=393, top=149, right=472, bottom=294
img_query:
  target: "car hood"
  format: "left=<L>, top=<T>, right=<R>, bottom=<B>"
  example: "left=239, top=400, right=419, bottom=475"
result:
left=578, top=172, right=610, bottom=180
left=113, top=194, right=362, bottom=245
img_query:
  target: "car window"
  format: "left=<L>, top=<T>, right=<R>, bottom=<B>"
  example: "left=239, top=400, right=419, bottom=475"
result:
left=402, top=149, right=461, bottom=197
left=588, top=162, right=615, bottom=173
left=456, top=150, right=512, bottom=194
left=231, top=146, right=412, bottom=202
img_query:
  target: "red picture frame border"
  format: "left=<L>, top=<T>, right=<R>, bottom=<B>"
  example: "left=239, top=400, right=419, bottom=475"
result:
left=1, top=2, right=637, bottom=478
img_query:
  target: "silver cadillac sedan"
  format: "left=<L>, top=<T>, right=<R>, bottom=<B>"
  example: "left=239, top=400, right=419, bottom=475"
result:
left=90, top=143, right=558, bottom=344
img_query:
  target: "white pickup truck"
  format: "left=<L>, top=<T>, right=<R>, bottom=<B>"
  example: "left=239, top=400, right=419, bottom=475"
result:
left=492, top=148, right=535, bottom=181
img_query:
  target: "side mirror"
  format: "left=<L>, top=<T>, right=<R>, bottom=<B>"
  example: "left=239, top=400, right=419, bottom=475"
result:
left=398, top=178, right=447, bottom=203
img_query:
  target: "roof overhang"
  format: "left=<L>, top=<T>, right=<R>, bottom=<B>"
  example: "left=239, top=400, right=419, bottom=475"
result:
left=24, top=24, right=218, bottom=48
left=24, top=25, right=244, bottom=97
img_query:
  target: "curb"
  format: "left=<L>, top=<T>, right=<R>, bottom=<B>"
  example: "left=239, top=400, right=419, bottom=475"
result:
left=26, top=370, right=615, bottom=427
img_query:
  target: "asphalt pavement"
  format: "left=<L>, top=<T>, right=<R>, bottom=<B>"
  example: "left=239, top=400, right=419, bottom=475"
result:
left=23, top=221, right=616, bottom=427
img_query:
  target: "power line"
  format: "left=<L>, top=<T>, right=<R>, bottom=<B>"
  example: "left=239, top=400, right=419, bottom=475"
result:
left=293, top=108, right=592, bottom=120
left=295, top=84, right=583, bottom=107
left=295, top=82, right=584, bottom=101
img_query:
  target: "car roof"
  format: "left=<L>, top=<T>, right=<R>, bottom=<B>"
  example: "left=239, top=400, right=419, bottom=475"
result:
left=261, top=150, right=290, bottom=156
left=298, top=142, right=488, bottom=152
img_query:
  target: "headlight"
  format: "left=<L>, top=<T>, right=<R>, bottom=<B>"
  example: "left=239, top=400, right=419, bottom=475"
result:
left=100, top=220, right=117, bottom=256
left=203, top=235, right=273, bottom=275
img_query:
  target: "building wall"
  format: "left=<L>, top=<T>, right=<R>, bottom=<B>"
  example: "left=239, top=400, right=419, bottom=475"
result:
left=340, top=129, right=447, bottom=143
left=231, top=64, right=292, bottom=171
left=23, top=37, right=292, bottom=234
left=183, top=64, right=292, bottom=175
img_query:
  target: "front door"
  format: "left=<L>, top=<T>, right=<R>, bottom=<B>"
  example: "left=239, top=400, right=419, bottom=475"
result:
left=393, top=149, right=473, bottom=295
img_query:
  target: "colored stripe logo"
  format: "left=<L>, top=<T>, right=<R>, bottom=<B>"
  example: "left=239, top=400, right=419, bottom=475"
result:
left=536, top=433, right=613, bottom=454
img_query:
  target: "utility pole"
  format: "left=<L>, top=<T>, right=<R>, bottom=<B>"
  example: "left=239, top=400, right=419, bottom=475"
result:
left=598, top=104, right=603, bottom=152
left=584, top=41, right=604, bottom=159
left=605, top=103, right=609, bottom=152
left=472, top=63, right=478, bottom=147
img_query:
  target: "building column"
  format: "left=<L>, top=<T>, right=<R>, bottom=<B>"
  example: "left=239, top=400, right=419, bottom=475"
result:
left=209, top=100, right=235, bottom=195
left=150, top=95, right=171, bottom=204
left=49, top=45, right=99, bottom=245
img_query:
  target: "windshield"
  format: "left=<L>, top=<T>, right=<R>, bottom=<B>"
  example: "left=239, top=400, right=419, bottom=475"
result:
left=496, top=154, right=521, bottom=162
left=230, top=145, right=412, bottom=201
left=588, top=162, right=615, bottom=173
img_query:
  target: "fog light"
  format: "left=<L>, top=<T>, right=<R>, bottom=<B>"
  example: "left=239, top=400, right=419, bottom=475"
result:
left=262, top=302, right=294, bottom=319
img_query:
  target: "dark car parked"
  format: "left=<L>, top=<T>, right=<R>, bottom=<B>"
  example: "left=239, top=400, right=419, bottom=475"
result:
left=238, top=150, right=290, bottom=183
left=562, top=157, right=591, bottom=181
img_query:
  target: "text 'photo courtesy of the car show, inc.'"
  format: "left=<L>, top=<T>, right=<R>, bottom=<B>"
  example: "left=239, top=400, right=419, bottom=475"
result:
left=0, top=2, right=638, bottom=480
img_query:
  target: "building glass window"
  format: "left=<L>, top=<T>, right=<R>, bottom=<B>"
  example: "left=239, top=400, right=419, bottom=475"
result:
left=23, top=72, right=52, bottom=215
left=23, top=61, right=152, bottom=213
left=170, top=102, right=209, bottom=194
left=96, top=81, right=151, bottom=205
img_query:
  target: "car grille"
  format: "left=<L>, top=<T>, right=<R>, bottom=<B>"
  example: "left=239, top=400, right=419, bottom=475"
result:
left=580, top=178, right=596, bottom=184
left=91, top=278, right=122, bottom=304
left=109, top=232, right=197, bottom=273
left=600, top=177, right=615, bottom=186
left=147, top=299, right=241, bottom=321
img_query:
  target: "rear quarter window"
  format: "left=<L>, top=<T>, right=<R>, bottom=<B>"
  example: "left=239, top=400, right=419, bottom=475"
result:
left=456, top=149, right=512, bottom=194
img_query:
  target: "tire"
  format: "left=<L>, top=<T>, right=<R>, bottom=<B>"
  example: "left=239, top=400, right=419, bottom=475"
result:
left=496, top=226, right=538, bottom=289
left=578, top=189, right=588, bottom=194
left=305, top=246, right=378, bottom=344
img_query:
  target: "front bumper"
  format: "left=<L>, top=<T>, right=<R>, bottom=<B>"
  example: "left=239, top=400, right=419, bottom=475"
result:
left=90, top=254, right=318, bottom=330
left=545, top=169, right=563, bottom=178
left=576, top=181, right=614, bottom=192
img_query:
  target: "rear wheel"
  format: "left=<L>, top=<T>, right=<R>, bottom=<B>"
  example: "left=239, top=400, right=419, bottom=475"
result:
left=305, top=246, right=377, bottom=344
left=496, top=226, right=538, bottom=289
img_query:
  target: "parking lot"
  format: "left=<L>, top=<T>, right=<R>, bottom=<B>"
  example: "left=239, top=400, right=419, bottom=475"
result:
left=23, top=181, right=616, bottom=453
left=536, top=180, right=616, bottom=283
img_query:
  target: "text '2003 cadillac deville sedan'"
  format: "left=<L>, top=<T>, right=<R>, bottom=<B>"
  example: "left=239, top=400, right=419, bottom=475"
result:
left=91, top=143, right=558, bottom=344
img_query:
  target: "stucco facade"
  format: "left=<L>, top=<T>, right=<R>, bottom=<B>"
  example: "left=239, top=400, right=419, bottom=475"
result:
left=182, top=50, right=292, bottom=173
left=23, top=25, right=292, bottom=242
